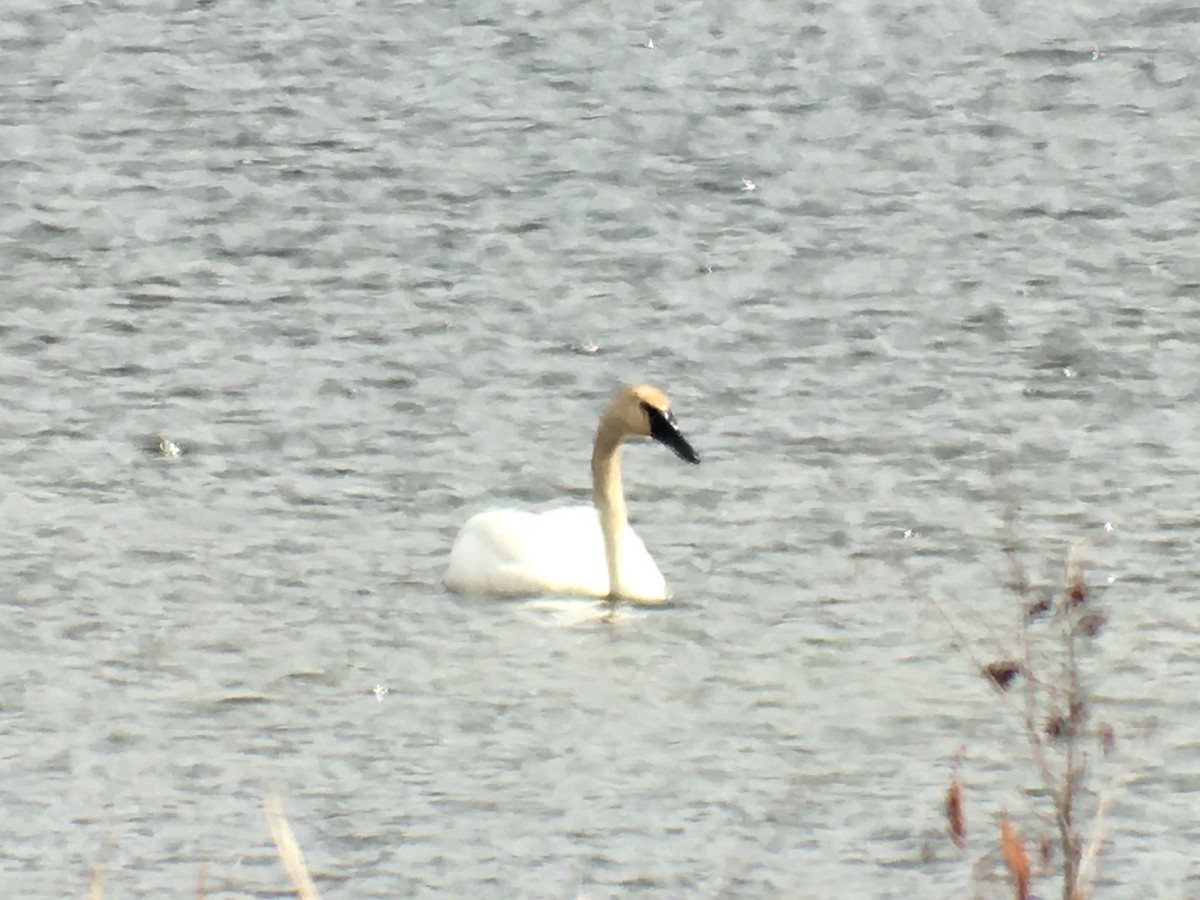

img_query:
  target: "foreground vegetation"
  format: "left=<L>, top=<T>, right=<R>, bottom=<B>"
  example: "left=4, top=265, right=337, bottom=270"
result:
left=924, top=515, right=1125, bottom=899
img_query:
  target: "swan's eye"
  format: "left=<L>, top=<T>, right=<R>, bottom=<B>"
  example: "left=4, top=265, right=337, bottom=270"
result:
left=640, top=401, right=671, bottom=423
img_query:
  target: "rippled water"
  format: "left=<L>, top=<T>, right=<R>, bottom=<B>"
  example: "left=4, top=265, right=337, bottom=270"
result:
left=3, top=0, right=1199, bottom=895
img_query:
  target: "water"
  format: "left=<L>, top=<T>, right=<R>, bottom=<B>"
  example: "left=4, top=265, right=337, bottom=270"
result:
left=2, top=0, right=1199, bottom=895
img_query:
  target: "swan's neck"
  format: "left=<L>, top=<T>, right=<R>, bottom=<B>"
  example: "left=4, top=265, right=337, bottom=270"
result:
left=591, top=423, right=627, bottom=599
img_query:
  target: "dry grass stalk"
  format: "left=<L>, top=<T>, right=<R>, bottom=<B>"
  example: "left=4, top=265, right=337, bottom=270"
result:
left=263, top=793, right=321, bottom=900
left=83, top=830, right=118, bottom=900
left=1073, top=790, right=1112, bottom=899
left=999, top=816, right=1030, bottom=900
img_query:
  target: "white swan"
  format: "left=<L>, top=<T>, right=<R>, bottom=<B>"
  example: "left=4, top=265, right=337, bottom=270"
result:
left=444, top=384, right=701, bottom=602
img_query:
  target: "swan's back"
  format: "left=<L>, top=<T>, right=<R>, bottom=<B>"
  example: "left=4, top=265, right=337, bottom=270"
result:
left=444, top=506, right=667, bottom=601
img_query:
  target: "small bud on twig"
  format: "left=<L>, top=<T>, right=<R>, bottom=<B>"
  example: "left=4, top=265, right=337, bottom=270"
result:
left=984, top=660, right=1021, bottom=690
left=1038, top=835, right=1053, bottom=867
left=1026, top=595, right=1053, bottom=621
left=1073, top=611, right=1108, bottom=638
left=1045, top=713, right=1069, bottom=742
left=1065, top=582, right=1087, bottom=607
left=1070, top=698, right=1088, bottom=726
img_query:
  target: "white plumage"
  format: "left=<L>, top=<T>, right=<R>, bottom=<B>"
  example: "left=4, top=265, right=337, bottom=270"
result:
left=444, top=506, right=666, bottom=601
left=443, top=384, right=700, bottom=603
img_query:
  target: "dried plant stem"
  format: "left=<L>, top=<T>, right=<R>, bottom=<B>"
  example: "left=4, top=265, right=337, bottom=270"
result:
left=1004, top=518, right=1093, bottom=899
left=1074, top=729, right=1146, bottom=897
left=263, top=793, right=321, bottom=900
left=1074, top=791, right=1110, bottom=895
left=1057, top=598, right=1081, bottom=897
left=85, top=830, right=116, bottom=900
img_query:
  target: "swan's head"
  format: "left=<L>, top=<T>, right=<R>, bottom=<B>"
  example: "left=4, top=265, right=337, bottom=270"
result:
left=612, top=384, right=701, bottom=464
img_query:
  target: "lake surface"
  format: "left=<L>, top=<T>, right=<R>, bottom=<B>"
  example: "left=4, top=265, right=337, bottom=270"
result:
left=2, top=0, right=1199, bottom=896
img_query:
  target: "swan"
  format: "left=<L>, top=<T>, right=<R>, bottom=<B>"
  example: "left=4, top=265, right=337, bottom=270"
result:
left=444, top=384, right=701, bottom=602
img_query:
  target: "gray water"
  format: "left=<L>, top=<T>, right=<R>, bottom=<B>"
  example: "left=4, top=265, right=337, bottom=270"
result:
left=3, top=0, right=1199, bottom=896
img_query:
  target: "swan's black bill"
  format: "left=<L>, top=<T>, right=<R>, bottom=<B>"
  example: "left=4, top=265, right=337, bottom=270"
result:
left=643, top=403, right=701, bottom=464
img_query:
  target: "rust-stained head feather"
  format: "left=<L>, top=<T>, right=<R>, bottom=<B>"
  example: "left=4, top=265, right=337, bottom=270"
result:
left=627, top=384, right=670, bottom=412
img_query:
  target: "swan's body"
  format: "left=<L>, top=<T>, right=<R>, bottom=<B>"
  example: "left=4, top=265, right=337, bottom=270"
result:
left=444, top=385, right=700, bottom=602
left=444, top=507, right=666, bottom=600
